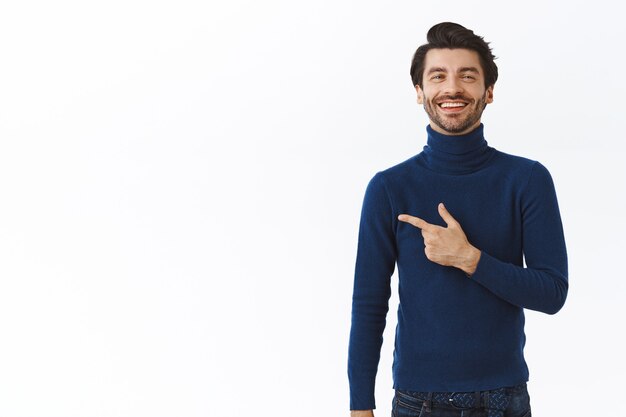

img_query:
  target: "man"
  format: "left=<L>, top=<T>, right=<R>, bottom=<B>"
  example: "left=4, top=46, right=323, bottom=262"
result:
left=347, top=22, right=568, bottom=417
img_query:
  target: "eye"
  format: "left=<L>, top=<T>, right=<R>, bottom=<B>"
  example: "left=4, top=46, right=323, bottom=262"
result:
left=462, top=75, right=476, bottom=80
left=431, top=74, right=444, bottom=80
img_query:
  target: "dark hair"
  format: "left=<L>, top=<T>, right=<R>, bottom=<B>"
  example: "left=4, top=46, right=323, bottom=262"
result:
left=410, top=22, right=498, bottom=89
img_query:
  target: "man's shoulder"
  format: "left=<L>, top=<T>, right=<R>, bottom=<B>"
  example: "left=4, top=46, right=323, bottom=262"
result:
left=492, top=148, right=544, bottom=175
left=375, top=154, right=420, bottom=180
left=490, top=150, right=561, bottom=192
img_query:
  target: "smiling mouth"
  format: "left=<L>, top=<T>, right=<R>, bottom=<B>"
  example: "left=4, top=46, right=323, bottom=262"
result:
left=438, top=102, right=468, bottom=109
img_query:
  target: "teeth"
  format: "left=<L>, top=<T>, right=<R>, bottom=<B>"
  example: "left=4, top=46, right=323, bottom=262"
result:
left=440, top=102, right=466, bottom=108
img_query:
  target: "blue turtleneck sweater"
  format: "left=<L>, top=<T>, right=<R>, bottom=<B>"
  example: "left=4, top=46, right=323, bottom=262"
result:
left=347, top=124, right=568, bottom=410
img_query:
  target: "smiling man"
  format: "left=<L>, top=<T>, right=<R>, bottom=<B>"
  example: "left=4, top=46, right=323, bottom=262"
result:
left=347, top=23, right=568, bottom=417
left=419, top=48, right=493, bottom=135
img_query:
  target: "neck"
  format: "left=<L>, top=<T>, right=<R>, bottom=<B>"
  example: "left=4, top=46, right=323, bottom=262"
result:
left=419, top=123, right=495, bottom=175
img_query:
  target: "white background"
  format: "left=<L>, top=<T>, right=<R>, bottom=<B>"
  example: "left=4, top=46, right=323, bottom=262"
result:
left=0, top=1, right=624, bottom=416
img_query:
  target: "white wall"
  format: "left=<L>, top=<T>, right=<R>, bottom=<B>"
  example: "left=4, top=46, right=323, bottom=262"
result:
left=0, top=1, right=623, bottom=416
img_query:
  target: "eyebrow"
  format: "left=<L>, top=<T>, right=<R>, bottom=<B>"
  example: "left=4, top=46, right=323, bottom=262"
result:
left=426, top=66, right=481, bottom=75
left=458, top=66, right=481, bottom=74
left=426, top=67, right=447, bottom=75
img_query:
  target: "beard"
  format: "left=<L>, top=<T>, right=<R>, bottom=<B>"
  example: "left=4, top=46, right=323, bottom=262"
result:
left=423, top=92, right=488, bottom=134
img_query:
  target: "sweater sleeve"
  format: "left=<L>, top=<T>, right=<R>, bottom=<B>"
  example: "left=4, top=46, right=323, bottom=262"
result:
left=347, top=172, right=397, bottom=410
left=470, top=161, right=569, bottom=314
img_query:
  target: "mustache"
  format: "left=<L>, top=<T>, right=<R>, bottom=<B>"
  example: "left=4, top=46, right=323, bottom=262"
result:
left=435, top=95, right=473, bottom=103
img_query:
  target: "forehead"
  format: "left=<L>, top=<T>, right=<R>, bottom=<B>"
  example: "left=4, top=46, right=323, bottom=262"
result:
left=424, top=48, right=483, bottom=72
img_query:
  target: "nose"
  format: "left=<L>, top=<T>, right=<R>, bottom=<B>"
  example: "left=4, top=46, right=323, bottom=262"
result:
left=442, top=77, right=464, bottom=96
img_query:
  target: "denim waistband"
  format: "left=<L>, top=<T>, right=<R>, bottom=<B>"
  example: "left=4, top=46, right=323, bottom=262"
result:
left=396, top=383, right=526, bottom=417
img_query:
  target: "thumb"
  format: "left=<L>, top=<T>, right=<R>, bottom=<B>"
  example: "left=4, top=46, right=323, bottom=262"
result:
left=438, top=202, right=458, bottom=227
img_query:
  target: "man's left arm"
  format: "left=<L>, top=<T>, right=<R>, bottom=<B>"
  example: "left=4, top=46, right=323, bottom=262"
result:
left=467, top=161, right=568, bottom=314
left=398, top=161, right=568, bottom=315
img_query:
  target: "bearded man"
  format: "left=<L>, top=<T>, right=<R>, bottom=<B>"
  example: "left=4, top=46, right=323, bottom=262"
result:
left=347, top=22, right=568, bottom=417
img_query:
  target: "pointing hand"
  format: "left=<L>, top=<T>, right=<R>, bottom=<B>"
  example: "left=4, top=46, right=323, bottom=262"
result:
left=397, top=203, right=481, bottom=276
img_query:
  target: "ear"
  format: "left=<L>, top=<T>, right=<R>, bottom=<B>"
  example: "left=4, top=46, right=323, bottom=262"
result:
left=485, top=85, right=494, bottom=104
left=415, top=85, right=424, bottom=104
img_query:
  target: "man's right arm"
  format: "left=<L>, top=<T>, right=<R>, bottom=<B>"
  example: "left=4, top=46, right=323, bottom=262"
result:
left=347, top=172, right=397, bottom=412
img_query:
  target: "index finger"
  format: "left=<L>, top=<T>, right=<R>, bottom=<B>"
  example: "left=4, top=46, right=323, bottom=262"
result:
left=397, top=214, right=434, bottom=230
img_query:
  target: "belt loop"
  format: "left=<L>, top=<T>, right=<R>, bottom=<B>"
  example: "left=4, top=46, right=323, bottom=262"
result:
left=424, top=392, right=432, bottom=413
left=474, top=391, right=481, bottom=407
left=484, top=391, right=490, bottom=408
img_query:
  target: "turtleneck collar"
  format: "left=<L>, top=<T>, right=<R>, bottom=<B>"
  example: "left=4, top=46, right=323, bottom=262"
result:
left=418, top=123, right=496, bottom=175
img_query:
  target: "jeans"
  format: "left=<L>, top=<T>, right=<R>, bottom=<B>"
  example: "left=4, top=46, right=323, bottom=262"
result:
left=391, top=382, right=531, bottom=417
